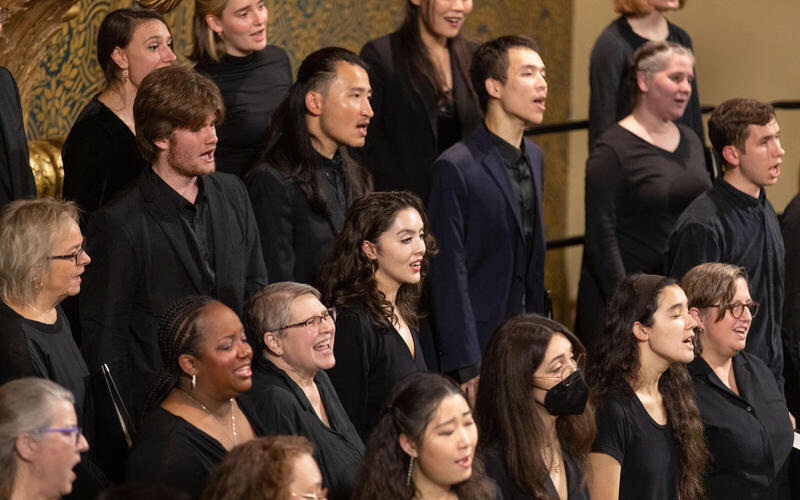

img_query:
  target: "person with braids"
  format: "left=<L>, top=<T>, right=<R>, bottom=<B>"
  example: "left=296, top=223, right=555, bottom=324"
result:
left=191, top=0, right=291, bottom=176
left=353, top=372, right=495, bottom=500
left=576, top=40, right=710, bottom=349
left=319, top=191, right=434, bottom=441
left=125, top=295, right=260, bottom=498
left=357, top=0, right=482, bottom=199
left=202, top=436, right=326, bottom=500
left=244, top=47, right=373, bottom=285
left=241, top=282, right=363, bottom=500
left=681, top=263, right=792, bottom=499
left=586, top=273, right=708, bottom=500
left=475, top=315, right=595, bottom=499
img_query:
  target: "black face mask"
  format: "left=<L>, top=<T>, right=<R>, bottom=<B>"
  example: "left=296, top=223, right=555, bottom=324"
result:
left=539, top=370, right=589, bottom=416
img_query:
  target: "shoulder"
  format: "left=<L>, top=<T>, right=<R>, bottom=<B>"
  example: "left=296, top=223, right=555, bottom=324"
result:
left=522, top=138, right=544, bottom=161
left=675, top=190, right=719, bottom=225
left=437, top=128, right=488, bottom=166
left=666, top=21, right=693, bottom=46
left=361, top=33, right=395, bottom=64
left=261, top=45, right=290, bottom=63
left=206, top=172, right=248, bottom=201
left=591, top=17, right=630, bottom=56
left=245, top=162, right=294, bottom=188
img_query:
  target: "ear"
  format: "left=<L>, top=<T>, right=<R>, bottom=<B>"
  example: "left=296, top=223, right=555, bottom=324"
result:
left=305, top=90, right=324, bottom=116
left=264, top=331, right=283, bottom=356
left=398, top=433, right=418, bottom=458
left=721, top=144, right=740, bottom=168
left=688, top=306, right=704, bottom=326
left=636, top=71, right=650, bottom=94
left=110, top=46, right=128, bottom=71
left=485, top=78, right=503, bottom=100
left=15, top=432, right=38, bottom=462
left=153, top=136, right=170, bottom=152
left=205, top=13, right=223, bottom=36
left=178, top=353, right=197, bottom=377
left=361, top=239, right=378, bottom=260
left=632, top=321, right=649, bottom=342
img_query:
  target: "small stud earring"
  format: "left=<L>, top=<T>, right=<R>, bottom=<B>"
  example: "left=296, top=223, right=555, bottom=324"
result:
left=191, top=373, right=197, bottom=390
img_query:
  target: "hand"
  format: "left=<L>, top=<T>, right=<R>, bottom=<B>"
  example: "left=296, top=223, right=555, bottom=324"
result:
left=460, top=375, right=480, bottom=408
left=789, top=411, right=796, bottom=430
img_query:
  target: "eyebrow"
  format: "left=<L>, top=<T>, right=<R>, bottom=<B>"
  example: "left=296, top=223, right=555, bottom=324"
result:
left=349, top=86, right=372, bottom=93
left=520, top=64, right=545, bottom=72
left=434, top=417, right=456, bottom=429
left=665, top=302, right=683, bottom=313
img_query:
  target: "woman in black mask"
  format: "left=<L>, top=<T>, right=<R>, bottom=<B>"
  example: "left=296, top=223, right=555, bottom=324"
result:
left=475, top=315, right=595, bottom=499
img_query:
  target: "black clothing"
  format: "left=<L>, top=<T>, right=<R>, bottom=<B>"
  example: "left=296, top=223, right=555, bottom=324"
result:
left=689, top=352, right=792, bottom=499
left=62, top=96, right=147, bottom=219
left=482, top=443, right=589, bottom=500
left=576, top=124, right=709, bottom=348
left=358, top=32, right=482, bottom=199
left=592, top=386, right=681, bottom=500
left=243, top=359, right=364, bottom=500
left=245, top=149, right=366, bottom=285
left=195, top=46, right=291, bottom=177
left=668, top=179, right=785, bottom=386
left=326, top=307, right=427, bottom=441
left=781, top=192, right=800, bottom=416
left=81, top=167, right=268, bottom=420
left=488, top=128, right=536, bottom=249
left=126, top=403, right=262, bottom=499
left=588, top=16, right=704, bottom=148
left=0, top=66, right=36, bottom=208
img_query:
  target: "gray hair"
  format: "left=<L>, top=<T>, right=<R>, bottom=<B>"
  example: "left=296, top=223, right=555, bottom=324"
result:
left=631, top=40, right=695, bottom=97
left=244, top=282, right=321, bottom=354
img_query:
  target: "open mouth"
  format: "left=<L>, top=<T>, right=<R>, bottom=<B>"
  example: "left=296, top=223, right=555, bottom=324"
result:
left=682, top=334, right=695, bottom=350
left=769, top=164, right=781, bottom=177
left=201, top=149, right=215, bottom=162
left=356, top=122, right=369, bottom=136
left=313, top=338, right=332, bottom=353
left=533, top=97, right=546, bottom=111
left=251, top=29, right=265, bottom=41
left=235, top=365, right=252, bottom=377
left=444, top=16, right=463, bottom=28
left=455, top=455, right=472, bottom=468
left=410, top=260, right=422, bottom=273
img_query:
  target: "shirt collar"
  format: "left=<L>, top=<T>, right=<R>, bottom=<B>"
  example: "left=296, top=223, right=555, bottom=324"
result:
left=717, top=177, right=763, bottom=207
left=486, top=124, right=525, bottom=165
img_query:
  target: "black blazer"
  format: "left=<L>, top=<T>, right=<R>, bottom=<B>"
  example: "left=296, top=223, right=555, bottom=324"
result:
left=358, top=32, right=482, bottom=200
left=426, top=125, right=546, bottom=378
left=0, top=67, right=36, bottom=207
left=81, top=168, right=268, bottom=419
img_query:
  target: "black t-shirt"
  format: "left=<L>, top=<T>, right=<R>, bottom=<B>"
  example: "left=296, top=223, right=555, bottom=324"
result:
left=592, top=386, right=681, bottom=500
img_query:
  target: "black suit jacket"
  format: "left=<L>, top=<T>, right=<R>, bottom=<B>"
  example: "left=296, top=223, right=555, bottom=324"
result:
left=0, top=67, right=36, bottom=207
left=81, top=168, right=267, bottom=418
left=358, top=32, right=482, bottom=200
left=426, top=126, right=546, bottom=378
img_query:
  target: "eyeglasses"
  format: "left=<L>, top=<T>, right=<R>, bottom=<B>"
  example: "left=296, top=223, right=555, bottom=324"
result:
left=291, top=488, right=327, bottom=500
left=534, top=353, right=585, bottom=385
left=279, top=308, right=335, bottom=333
left=35, top=426, right=83, bottom=445
left=707, top=301, right=759, bottom=319
left=49, top=239, right=87, bottom=266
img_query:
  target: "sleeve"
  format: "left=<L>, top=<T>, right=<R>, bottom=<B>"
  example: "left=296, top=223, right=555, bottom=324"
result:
left=584, top=142, right=626, bottom=300
left=326, top=312, right=372, bottom=434
left=246, top=169, right=294, bottom=283
left=0, top=325, right=38, bottom=384
left=237, top=178, right=269, bottom=297
left=62, top=117, right=111, bottom=215
left=666, top=219, right=722, bottom=280
left=591, top=397, right=628, bottom=464
left=588, top=30, right=629, bottom=148
left=79, top=210, right=138, bottom=401
left=427, top=157, right=481, bottom=377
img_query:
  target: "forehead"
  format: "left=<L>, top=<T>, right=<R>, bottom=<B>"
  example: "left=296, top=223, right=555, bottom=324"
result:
left=743, top=118, right=780, bottom=144
left=542, top=332, right=572, bottom=360
left=659, top=53, right=694, bottom=72
left=506, top=47, right=543, bottom=71
left=428, top=394, right=469, bottom=427
left=49, top=399, right=77, bottom=425
left=130, top=18, right=170, bottom=41
left=732, top=277, right=751, bottom=299
left=385, top=207, right=423, bottom=229
left=330, top=61, right=370, bottom=88
left=198, top=302, right=243, bottom=338
left=655, top=285, right=686, bottom=311
left=289, top=293, right=325, bottom=319
left=224, top=0, right=261, bottom=11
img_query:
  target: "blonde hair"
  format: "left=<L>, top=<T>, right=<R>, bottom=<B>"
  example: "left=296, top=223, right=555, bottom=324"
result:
left=614, top=0, right=687, bottom=16
left=0, top=198, right=80, bottom=306
left=190, top=0, right=229, bottom=63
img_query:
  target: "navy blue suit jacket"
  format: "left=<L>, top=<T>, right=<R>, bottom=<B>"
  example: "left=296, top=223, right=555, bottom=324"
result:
left=426, top=125, right=546, bottom=378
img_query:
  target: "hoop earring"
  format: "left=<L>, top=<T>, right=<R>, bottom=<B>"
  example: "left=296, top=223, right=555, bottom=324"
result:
left=406, top=456, right=414, bottom=487
left=191, top=373, right=197, bottom=390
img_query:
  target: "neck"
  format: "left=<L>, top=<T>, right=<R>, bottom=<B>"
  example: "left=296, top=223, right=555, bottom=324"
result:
left=701, top=349, right=734, bottom=382
left=151, top=164, right=199, bottom=203
left=536, top=403, right=559, bottom=444
left=100, top=80, right=137, bottom=121
left=626, top=9, right=667, bottom=36
left=417, top=15, right=448, bottom=54
left=376, top=274, right=400, bottom=307
left=177, top=383, right=231, bottom=416
left=630, top=104, right=674, bottom=132
left=12, top=468, right=55, bottom=500
left=266, top=354, right=317, bottom=389
left=308, top=121, right=339, bottom=159
left=634, top=349, right=669, bottom=396
left=413, top=470, right=454, bottom=500
left=723, top=170, right=762, bottom=199
left=484, top=111, right=525, bottom=150
left=7, top=294, right=59, bottom=323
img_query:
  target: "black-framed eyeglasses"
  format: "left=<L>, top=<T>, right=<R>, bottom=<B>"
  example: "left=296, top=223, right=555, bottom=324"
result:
left=49, top=239, right=86, bottom=266
left=533, top=353, right=586, bottom=384
left=279, top=308, right=335, bottom=333
left=706, top=301, right=759, bottom=319
left=35, top=426, right=83, bottom=445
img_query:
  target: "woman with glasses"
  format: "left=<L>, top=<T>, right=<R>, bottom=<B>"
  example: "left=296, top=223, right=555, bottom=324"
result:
left=203, top=436, right=327, bottom=500
left=0, top=378, right=89, bottom=499
left=0, top=198, right=91, bottom=426
left=241, top=282, right=363, bottom=500
left=681, top=263, right=792, bottom=499
left=475, top=315, right=595, bottom=500
left=126, top=295, right=259, bottom=498
left=586, top=273, right=708, bottom=500
left=320, top=191, right=435, bottom=441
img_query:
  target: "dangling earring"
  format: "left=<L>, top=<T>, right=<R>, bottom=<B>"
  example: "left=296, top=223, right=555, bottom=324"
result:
left=191, top=373, right=197, bottom=390
left=122, top=68, right=129, bottom=82
left=406, top=456, right=414, bottom=487
left=215, top=30, right=224, bottom=40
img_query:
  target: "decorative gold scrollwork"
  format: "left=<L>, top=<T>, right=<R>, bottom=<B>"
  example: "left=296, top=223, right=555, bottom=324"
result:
left=135, top=0, right=184, bottom=14
left=28, top=138, right=65, bottom=198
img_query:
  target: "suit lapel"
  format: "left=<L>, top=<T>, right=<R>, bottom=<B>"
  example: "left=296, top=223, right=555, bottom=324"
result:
left=205, top=176, right=230, bottom=292
left=525, top=140, right=545, bottom=242
left=478, top=129, right=524, bottom=240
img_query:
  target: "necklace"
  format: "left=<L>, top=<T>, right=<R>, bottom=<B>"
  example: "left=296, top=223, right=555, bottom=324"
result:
left=180, top=389, right=238, bottom=446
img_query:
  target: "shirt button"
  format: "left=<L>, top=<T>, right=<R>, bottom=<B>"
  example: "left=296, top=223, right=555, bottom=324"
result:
left=746, top=406, right=752, bottom=412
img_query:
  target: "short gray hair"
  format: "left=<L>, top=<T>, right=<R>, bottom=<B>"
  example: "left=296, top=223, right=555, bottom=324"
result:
left=244, top=282, right=321, bottom=354
left=631, top=40, right=695, bottom=98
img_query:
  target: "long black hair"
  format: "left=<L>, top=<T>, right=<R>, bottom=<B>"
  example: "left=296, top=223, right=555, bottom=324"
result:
left=245, top=47, right=371, bottom=217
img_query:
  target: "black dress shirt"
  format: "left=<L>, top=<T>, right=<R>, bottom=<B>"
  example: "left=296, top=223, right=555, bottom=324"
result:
left=689, top=352, right=792, bottom=499
left=668, top=178, right=785, bottom=386
left=319, top=151, right=347, bottom=228
left=242, top=358, right=364, bottom=500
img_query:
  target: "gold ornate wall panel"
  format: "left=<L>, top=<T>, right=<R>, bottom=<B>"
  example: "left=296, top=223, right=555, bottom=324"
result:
left=12, top=0, right=573, bottom=324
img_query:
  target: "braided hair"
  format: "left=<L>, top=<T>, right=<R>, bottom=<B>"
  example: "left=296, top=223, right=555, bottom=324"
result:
left=144, top=295, right=214, bottom=413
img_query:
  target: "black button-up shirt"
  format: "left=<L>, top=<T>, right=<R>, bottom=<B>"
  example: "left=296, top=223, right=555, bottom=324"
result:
left=318, top=151, right=347, bottom=229
left=668, top=178, right=785, bottom=386
left=689, top=352, right=792, bottom=499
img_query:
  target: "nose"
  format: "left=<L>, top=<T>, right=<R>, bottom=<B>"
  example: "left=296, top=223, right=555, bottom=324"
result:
left=80, top=250, right=91, bottom=266
left=239, top=339, right=253, bottom=359
left=775, top=138, right=785, bottom=157
left=77, top=432, right=89, bottom=453
left=257, top=5, right=268, bottom=26
left=206, top=124, right=218, bottom=145
left=163, top=45, right=177, bottom=64
left=452, top=0, right=468, bottom=12
left=363, top=97, right=374, bottom=118
left=458, top=425, right=474, bottom=448
left=685, top=311, right=698, bottom=331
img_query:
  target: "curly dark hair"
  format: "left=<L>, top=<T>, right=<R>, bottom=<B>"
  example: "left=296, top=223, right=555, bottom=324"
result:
left=586, top=274, right=708, bottom=500
left=475, top=314, right=595, bottom=499
left=319, top=191, right=437, bottom=330
left=353, top=372, right=495, bottom=500
left=202, top=436, right=315, bottom=500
